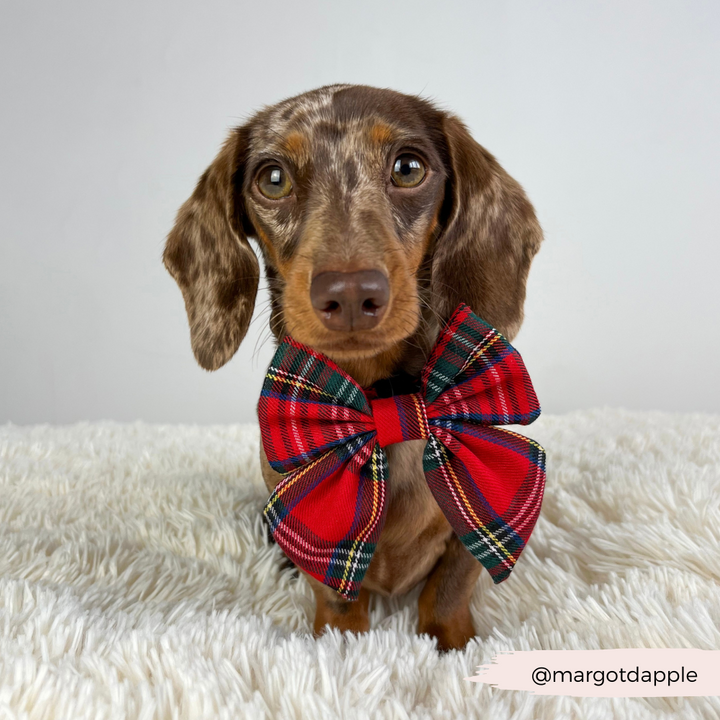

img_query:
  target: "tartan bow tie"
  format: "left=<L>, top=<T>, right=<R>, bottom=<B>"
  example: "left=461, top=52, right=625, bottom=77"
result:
left=259, top=304, right=546, bottom=601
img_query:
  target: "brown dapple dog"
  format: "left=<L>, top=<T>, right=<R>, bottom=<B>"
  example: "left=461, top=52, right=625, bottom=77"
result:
left=163, top=84, right=543, bottom=651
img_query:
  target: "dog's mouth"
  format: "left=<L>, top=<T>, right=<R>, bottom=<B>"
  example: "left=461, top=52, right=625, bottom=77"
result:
left=283, top=297, right=421, bottom=364
left=308, top=330, right=399, bottom=359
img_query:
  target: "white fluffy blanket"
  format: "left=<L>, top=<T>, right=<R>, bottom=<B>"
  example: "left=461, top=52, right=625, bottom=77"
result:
left=1, top=410, right=718, bottom=719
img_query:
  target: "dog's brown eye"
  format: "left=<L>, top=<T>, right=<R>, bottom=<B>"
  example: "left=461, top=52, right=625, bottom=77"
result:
left=391, top=154, right=426, bottom=188
left=257, top=165, right=293, bottom=199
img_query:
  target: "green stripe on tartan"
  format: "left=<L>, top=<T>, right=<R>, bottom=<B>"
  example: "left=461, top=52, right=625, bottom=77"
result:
left=325, top=540, right=376, bottom=580
left=263, top=490, right=288, bottom=530
left=460, top=523, right=523, bottom=571
left=278, top=342, right=368, bottom=413
left=422, top=440, right=444, bottom=473
left=424, top=316, right=495, bottom=404
left=489, top=566, right=512, bottom=583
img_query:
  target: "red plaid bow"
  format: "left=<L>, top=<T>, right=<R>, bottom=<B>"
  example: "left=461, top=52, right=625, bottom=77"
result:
left=260, top=304, right=546, bottom=601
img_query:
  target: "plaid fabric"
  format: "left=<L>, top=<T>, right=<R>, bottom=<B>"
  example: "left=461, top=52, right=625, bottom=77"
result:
left=260, top=304, right=546, bottom=600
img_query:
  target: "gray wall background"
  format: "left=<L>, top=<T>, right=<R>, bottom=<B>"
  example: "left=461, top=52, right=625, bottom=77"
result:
left=1, top=0, right=719, bottom=425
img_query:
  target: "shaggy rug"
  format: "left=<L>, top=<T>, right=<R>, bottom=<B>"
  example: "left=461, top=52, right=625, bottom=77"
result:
left=0, top=410, right=718, bottom=719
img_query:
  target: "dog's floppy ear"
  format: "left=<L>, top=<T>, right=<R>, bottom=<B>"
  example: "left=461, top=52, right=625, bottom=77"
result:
left=431, top=114, right=543, bottom=340
left=163, top=126, right=259, bottom=370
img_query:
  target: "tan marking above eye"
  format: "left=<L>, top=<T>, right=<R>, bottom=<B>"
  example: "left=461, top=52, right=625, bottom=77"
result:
left=391, top=154, right=426, bottom=188
left=282, top=132, right=310, bottom=167
left=256, top=165, right=293, bottom=199
left=369, top=122, right=394, bottom=146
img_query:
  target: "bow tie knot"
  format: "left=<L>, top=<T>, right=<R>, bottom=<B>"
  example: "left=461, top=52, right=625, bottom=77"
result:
left=370, top=393, right=431, bottom=448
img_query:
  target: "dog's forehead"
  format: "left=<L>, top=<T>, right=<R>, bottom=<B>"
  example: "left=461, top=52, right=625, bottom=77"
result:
left=247, top=85, right=438, bottom=168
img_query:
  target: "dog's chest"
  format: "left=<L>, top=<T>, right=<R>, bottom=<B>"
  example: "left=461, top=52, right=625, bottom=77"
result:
left=361, top=439, right=453, bottom=596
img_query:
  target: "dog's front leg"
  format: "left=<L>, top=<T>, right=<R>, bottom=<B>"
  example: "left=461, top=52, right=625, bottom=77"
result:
left=417, top=534, right=482, bottom=651
left=305, top=574, right=371, bottom=636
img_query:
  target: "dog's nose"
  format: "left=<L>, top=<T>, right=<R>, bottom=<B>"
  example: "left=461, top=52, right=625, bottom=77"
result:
left=310, top=269, right=390, bottom=331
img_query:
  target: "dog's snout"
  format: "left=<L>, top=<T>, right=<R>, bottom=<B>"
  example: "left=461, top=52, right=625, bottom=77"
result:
left=310, top=270, right=389, bottom=332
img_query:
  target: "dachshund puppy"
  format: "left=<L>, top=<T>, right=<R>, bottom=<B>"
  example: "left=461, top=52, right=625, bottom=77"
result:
left=164, top=84, right=543, bottom=651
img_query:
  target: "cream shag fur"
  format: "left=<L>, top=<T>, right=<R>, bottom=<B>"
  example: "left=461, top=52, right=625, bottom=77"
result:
left=0, top=410, right=719, bottom=719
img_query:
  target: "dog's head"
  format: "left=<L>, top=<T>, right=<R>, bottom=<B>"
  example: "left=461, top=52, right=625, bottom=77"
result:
left=164, top=84, right=542, bottom=386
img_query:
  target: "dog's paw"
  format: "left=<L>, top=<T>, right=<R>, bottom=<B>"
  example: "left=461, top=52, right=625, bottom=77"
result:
left=418, top=613, right=476, bottom=652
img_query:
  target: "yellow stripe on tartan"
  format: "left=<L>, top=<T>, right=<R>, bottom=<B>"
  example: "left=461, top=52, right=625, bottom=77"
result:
left=412, top=394, right=429, bottom=438
left=496, top=427, right=545, bottom=454
left=264, top=486, right=287, bottom=516
left=457, top=331, right=502, bottom=377
left=338, top=444, right=381, bottom=595
left=267, top=449, right=333, bottom=511
left=265, top=369, right=339, bottom=402
left=436, top=440, right=516, bottom=565
left=337, top=541, right=360, bottom=595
